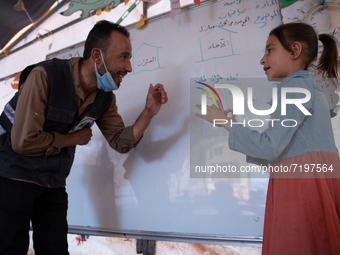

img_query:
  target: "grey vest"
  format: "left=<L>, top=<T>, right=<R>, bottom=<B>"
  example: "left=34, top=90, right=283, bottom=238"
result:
left=0, top=58, right=112, bottom=188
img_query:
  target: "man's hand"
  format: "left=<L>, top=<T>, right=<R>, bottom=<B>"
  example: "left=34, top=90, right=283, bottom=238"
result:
left=132, top=83, right=168, bottom=143
left=63, top=128, right=93, bottom=147
left=144, top=83, right=168, bottom=117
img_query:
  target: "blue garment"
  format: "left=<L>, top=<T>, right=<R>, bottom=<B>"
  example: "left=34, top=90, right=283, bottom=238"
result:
left=228, top=70, right=338, bottom=165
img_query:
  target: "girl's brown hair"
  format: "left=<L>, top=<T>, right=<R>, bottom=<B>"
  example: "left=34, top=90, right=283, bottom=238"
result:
left=269, top=23, right=339, bottom=88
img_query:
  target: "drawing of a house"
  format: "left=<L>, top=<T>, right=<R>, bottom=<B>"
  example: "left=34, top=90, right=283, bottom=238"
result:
left=131, top=43, right=164, bottom=75
left=197, top=27, right=239, bottom=62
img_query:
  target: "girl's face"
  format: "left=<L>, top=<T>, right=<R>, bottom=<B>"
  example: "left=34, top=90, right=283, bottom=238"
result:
left=260, top=35, right=294, bottom=80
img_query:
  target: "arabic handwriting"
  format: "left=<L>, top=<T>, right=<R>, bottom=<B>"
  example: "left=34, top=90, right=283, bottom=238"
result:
left=208, top=38, right=229, bottom=50
left=219, top=8, right=247, bottom=19
left=227, top=10, right=237, bottom=18
left=254, top=9, right=280, bottom=29
left=225, top=73, right=238, bottom=81
left=195, top=74, right=238, bottom=84
left=210, top=75, right=223, bottom=83
left=199, top=24, right=215, bottom=32
left=195, top=75, right=207, bottom=83
left=136, top=56, right=157, bottom=67
left=255, top=0, right=278, bottom=9
left=224, top=0, right=244, bottom=6
left=238, top=9, right=246, bottom=14
left=199, top=16, right=250, bottom=32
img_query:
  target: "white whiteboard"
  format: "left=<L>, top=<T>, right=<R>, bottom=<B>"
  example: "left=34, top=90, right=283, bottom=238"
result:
left=65, top=0, right=282, bottom=244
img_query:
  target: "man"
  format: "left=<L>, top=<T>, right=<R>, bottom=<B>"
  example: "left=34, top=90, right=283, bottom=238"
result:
left=0, top=20, right=167, bottom=254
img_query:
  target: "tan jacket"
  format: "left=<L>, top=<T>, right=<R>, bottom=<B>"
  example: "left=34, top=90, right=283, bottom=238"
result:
left=11, top=57, right=137, bottom=158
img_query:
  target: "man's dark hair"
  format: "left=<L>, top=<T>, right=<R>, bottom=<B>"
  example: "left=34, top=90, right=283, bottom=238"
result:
left=83, top=20, right=130, bottom=59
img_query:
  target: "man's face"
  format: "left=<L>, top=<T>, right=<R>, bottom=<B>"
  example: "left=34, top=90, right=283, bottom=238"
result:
left=98, top=31, right=132, bottom=87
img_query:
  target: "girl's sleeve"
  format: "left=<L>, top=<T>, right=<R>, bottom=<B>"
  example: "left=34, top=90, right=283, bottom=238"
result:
left=228, top=77, right=313, bottom=162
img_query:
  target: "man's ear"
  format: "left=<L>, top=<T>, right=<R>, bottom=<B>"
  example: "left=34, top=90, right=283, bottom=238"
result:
left=91, top=48, right=102, bottom=65
left=291, top=41, right=302, bottom=60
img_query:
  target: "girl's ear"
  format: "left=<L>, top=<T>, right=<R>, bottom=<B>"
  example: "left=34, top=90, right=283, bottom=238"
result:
left=291, top=41, right=302, bottom=60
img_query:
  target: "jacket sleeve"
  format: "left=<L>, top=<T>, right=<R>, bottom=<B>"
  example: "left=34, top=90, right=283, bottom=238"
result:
left=11, top=66, right=65, bottom=157
left=95, top=93, right=140, bottom=153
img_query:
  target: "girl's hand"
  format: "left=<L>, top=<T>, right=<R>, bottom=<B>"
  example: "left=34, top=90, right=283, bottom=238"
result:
left=195, top=101, right=236, bottom=131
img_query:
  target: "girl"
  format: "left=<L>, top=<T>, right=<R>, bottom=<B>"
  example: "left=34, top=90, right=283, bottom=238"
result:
left=196, top=23, right=340, bottom=255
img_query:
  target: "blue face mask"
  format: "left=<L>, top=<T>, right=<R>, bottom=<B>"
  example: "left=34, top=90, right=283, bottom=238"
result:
left=95, top=50, right=118, bottom=92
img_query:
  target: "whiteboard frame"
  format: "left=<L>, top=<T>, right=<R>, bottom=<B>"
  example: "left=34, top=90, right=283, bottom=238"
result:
left=51, top=0, right=281, bottom=246
left=68, top=226, right=263, bottom=246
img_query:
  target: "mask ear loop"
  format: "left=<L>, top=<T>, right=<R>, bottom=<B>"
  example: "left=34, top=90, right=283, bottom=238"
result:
left=99, top=50, right=109, bottom=73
